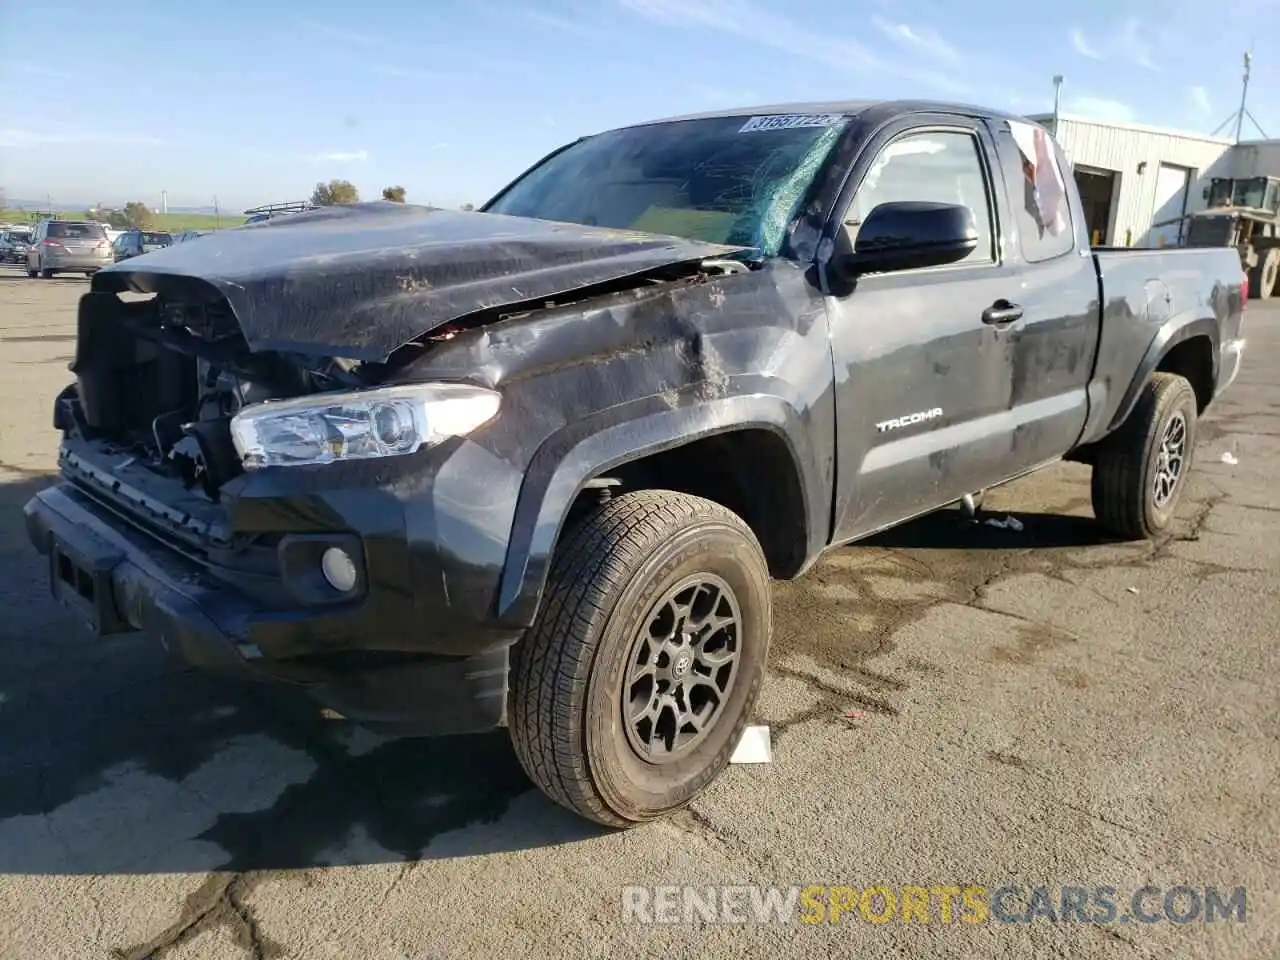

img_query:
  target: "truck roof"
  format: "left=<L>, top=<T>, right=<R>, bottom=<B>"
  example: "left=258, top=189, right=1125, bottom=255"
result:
left=617, top=99, right=1035, bottom=130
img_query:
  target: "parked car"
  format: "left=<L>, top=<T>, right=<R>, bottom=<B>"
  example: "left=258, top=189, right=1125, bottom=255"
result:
left=24, top=99, right=1248, bottom=828
left=25, top=219, right=113, bottom=277
left=112, top=229, right=175, bottom=261
left=0, top=227, right=33, bottom=264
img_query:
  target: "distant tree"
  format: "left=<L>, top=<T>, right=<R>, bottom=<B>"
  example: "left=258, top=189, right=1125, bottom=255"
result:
left=311, top=179, right=360, bottom=205
left=381, top=185, right=406, bottom=203
left=459, top=202, right=475, bottom=212
left=122, top=201, right=153, bottom=228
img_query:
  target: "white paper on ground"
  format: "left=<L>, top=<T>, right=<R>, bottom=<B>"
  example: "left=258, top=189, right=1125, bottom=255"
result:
left=984, top=515, right=1024, bottom=532
left=1220, top=451, right=1239, bottom=465
left=729, top=724, right=773, bottom=764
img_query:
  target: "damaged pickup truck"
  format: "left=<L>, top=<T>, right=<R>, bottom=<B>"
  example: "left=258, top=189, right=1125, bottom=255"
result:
left=25, top=99, right=1248, bottom=828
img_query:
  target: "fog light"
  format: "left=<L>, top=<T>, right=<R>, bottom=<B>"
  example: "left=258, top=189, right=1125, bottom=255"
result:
left=320, top=547, right=358, bottom=593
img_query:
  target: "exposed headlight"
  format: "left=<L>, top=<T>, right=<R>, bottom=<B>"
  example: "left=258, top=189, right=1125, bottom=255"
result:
left=229, top=383, right=500, bottom=469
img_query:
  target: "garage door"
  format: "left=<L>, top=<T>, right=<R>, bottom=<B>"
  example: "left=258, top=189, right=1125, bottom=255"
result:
left=1149, top=164, right=1192, bottom=247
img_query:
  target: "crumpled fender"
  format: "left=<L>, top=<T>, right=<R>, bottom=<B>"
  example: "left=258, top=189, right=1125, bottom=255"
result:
left=494, top=390, right=825, bottom=627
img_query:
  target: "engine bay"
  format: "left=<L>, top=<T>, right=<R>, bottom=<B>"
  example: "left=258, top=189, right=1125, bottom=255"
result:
left=62, top=292, right=370, bottom=502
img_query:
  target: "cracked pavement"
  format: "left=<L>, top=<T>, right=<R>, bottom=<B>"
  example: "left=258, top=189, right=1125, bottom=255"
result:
left=0, top=268, right=1276, bottom=959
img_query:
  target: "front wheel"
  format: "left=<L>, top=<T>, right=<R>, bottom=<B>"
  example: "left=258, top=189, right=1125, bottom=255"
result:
left=1091, top=372, right=1198, bottom=539
left=508, top=490, right=772, bottom=828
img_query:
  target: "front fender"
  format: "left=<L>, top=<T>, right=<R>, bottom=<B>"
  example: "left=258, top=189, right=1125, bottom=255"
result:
left=494, top=389, right=825, bottom=627
left=1104, top=312, right=1220, bottom=436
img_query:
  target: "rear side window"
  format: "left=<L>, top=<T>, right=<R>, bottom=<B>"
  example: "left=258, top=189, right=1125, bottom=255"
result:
left=141, top=232, right=171, bottom=244
left=847, top=129, right=996, bottom=265
left=47, top=221, right=106, bottom=240
left=999, top=120, right=1074, bottom=262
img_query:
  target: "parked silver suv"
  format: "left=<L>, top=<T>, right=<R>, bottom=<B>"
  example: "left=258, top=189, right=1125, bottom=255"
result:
left=26, top=219, right=113, bottom=278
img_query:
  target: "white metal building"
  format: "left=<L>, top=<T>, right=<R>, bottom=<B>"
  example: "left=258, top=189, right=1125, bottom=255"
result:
left=1029, top=114, right=1241, bottom=248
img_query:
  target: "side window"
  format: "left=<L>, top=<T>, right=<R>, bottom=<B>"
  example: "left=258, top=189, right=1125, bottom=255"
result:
left=847, top=129, right=996, bottom=265
left=1000, top=120, right=1074, bottom=262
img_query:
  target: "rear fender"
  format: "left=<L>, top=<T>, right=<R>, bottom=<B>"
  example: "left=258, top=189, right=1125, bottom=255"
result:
left=1104, top=312, right=1219, bottom=435
left=494, top=392, right=823, bottom=627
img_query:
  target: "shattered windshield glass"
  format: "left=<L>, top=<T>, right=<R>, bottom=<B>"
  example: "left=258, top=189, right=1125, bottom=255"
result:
left=486, top=113, right=851, bottom=256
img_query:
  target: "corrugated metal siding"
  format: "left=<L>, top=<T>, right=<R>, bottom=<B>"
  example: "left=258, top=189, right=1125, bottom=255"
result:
left=1051, top=119, right=1234, bottom=246
left=1230, top=141, right=1280, bottom=178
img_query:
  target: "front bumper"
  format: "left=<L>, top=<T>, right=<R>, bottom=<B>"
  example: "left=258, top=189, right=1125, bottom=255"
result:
left=24, top=481, right=517, bottom=735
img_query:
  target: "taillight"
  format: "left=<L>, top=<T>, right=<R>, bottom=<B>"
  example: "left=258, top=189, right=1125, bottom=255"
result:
left=1241, top=271, right=1248, bottom=305
left=42, top=239, right=63, bottom=248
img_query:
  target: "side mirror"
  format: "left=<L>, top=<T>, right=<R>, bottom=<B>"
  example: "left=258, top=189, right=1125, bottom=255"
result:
left=835, top=201, right=979, bottom=276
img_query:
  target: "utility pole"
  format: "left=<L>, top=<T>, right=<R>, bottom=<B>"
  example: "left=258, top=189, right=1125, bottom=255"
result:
left=213, top=195, right=220, bottom=230
left=1052, top=74, right=1064, bottom=132
left=1234, top=51, right=1251, bottom=143
left=1212, top=50, right=1269, bottom=141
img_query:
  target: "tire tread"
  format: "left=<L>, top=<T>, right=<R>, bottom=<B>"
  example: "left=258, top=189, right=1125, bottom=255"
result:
left=1091, top=372, right=1196, bottom=539
left=508, top=490, right=762, bottom=828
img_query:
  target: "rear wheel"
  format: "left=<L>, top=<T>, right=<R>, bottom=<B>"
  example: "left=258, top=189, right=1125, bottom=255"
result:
left=1091, top=372, right=1198, bottom=539
left=40, top=269, right=54, bottom=279
left=1248, top=248, right=1278, bottom=299
left=508, top=490, right=772, bottom=828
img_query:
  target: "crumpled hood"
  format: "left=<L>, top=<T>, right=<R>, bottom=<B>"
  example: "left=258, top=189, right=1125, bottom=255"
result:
left=90, top=202, right=742, bottom=361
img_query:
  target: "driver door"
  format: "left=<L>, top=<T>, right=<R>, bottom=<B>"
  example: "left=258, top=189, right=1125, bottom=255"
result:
left=826, top=117, right=1022, bottom=542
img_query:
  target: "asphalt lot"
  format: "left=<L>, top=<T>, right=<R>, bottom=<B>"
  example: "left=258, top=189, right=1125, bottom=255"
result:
left=0, top=266, right=1276, bottom=959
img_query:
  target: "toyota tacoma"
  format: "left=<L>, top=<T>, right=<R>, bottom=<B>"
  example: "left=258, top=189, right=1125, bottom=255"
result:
left=24, top=99, right=1248, bottom=827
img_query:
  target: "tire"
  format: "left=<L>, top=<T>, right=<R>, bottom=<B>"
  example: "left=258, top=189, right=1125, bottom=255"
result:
left=1248, top=248, right=1278, bottom=299
left=40, top=269, right=54, bottom=279
left=508, top=489, right=772, bottom=828
left=25, top=266, right=37, bottom=278
left=1091, top=372, right=1198, bottom=540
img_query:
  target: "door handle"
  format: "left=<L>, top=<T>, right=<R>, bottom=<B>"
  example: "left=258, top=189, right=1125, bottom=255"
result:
left=982, top=300, right=1024, bottom=325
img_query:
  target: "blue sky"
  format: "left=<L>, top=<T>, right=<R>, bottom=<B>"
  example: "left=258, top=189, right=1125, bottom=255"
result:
left=2, top=0, right=1277, bottom=211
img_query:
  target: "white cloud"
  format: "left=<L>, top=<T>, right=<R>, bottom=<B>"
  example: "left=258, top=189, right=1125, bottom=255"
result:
left=872, top=18, right=960, bottom=65
left=616, top=0, right=969, bottom=95
left=299, top=18, right=384, bottom=47
left=7, top=60, right=77, bottom=80
left=1120, top=18, right=1158, bottom=71
left=520, top=9, right=609, bottom=38
left=0, top=128, right=168, bottom=148
left=1070, top=28, right=1101, bottom=59
left=1189, top=85, right=1212, bottom=115
left=1071, top=19, right=1157, bottom=69
left=1064, top=96, right=1136, bottom=124
left=308, top=149, right=370, bottom=163
left=373, top=64, right=446, bottom=82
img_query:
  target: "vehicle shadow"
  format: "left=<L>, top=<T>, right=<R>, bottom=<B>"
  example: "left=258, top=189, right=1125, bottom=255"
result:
left=864, top=504, right=1121, bottom=551
left=0, top=472, right=603, bottom=878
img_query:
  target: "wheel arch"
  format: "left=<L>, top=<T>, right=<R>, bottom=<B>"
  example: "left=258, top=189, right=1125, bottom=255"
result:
left=1106, top=313, right=1219, bottom=435
left=494, top=393, right=825, bottom=627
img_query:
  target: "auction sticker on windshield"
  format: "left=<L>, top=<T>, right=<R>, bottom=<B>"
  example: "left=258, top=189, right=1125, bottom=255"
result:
left=739, top=113, right=845, bottom=133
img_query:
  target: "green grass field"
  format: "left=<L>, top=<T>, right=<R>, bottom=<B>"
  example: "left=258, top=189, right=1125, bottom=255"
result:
left=0, top=209, right=246, bottom=232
